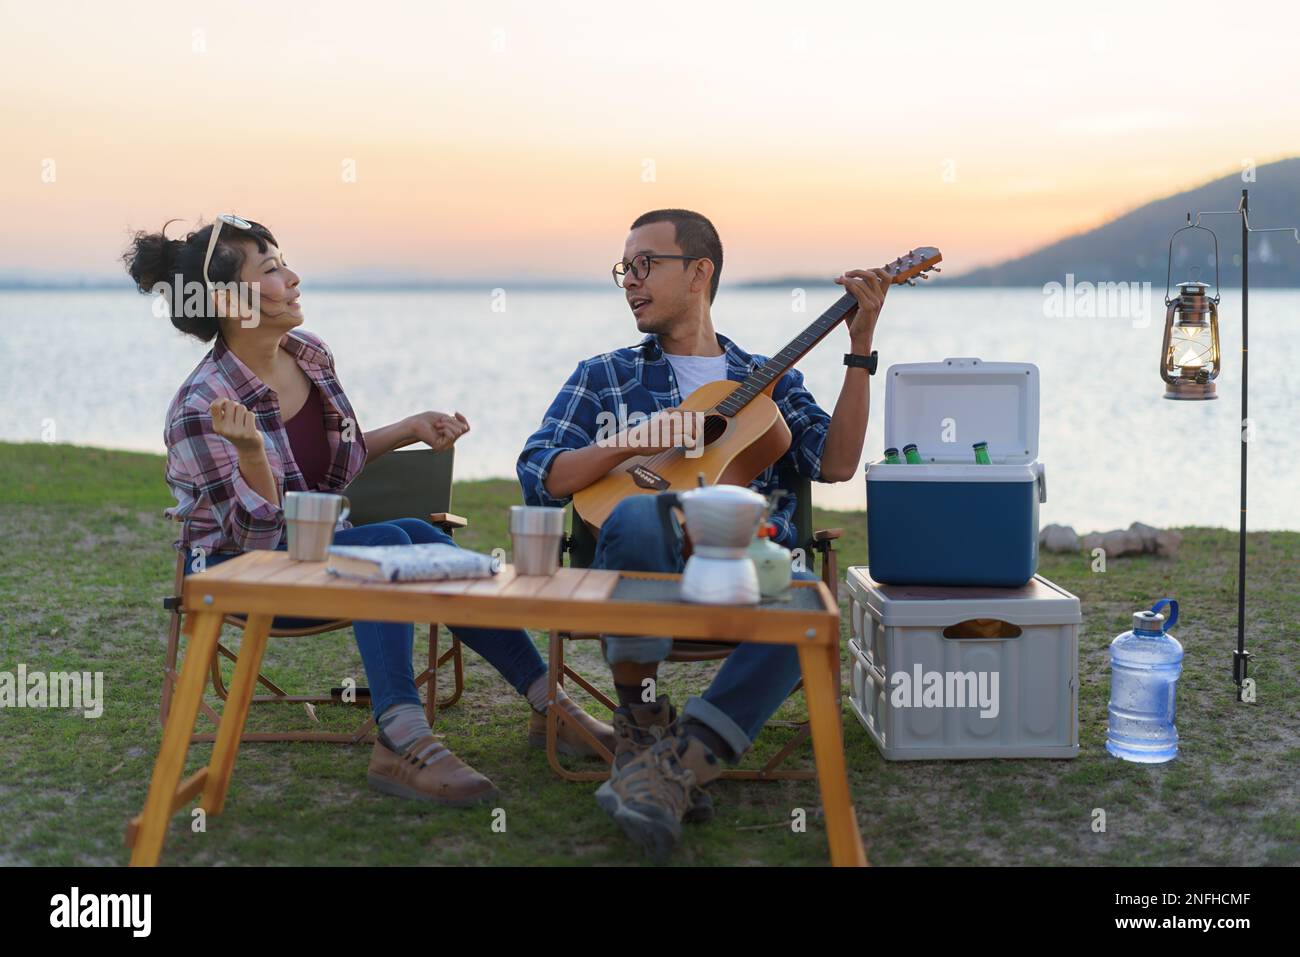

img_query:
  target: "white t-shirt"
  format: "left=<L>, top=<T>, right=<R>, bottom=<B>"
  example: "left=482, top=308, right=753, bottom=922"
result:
left=664, top=352, right=728, bottom=401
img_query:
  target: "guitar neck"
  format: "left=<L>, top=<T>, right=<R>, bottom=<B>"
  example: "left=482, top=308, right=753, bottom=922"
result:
left=715, top=294, right=858, bottom=416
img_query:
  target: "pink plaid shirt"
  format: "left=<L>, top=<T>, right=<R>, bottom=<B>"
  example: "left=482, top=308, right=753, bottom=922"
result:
left=163, top=329, right=368, bottom=557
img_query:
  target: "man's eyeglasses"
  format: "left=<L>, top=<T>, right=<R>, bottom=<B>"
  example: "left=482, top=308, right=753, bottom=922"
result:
left=612, top=253, right=701, bottom=288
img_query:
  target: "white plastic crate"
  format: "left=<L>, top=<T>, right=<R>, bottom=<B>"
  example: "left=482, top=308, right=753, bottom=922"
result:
left=846, top=566, right=1080, bottom=760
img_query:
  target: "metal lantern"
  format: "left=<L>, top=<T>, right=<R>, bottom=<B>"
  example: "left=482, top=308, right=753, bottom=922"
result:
left=1161, top=217, right=1224, bottom=401
left=1160, top=280, right=1221, bottom=399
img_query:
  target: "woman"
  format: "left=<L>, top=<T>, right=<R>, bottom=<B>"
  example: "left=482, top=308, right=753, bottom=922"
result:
left=124, top=215, right=612, bottom=806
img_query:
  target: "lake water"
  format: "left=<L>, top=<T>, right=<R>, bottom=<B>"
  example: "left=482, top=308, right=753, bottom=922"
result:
left=1, top=288, right=1296, bottom=531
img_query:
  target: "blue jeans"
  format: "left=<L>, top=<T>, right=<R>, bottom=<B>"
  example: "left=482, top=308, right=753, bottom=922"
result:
left=186, top=518, right=547, bottom=717
left=591, top=495, right=813, bottom=758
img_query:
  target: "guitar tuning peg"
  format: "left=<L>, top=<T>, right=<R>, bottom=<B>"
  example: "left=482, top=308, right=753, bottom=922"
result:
left=917, top=273, right=930, bottom=279
left=931, top=267, right=941, bottom=273
left=906, top=278, right=917, bottom=286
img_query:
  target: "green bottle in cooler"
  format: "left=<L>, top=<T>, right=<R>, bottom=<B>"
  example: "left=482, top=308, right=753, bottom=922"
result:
left=973, top=441, right=992, bottom=464
left=902, top=443, right=923, bottom=464
left=883, top=447, right=902, bottom=465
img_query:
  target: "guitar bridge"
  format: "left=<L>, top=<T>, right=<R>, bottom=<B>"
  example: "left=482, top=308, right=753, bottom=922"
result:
left=629, top=465, right=669, bottom=490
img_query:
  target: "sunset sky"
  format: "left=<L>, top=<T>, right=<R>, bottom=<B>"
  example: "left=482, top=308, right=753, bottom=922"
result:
left=2, top=0, right=1297, bottom=283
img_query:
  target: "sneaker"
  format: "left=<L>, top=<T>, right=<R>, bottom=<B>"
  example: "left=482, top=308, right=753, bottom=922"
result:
left=595, top=731, right=722, bottom=863
left=527, top=695, right=617, bottom=759
left=367, top=733, right=498, bottom=807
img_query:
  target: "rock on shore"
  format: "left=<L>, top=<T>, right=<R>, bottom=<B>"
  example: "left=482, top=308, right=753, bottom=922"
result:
left=1040, top=522, right=1181, bottom=557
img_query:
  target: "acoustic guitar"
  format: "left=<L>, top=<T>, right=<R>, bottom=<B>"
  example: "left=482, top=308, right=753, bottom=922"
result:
left=572, top=246, right=943, bottom=531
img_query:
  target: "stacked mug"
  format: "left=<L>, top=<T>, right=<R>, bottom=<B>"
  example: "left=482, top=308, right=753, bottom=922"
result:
left=284, top=491, right=350, bottom=561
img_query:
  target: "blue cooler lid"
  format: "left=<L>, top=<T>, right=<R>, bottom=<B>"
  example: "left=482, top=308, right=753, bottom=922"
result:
left=883, top=357, right=1039, bottom=464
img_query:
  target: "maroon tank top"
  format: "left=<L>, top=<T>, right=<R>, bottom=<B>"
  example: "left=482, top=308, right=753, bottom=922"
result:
left=284, top=384, right=331, bottom=489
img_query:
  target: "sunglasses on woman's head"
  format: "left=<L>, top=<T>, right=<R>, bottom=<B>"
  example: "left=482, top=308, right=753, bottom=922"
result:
left=202, top=213, right=254, bottom=294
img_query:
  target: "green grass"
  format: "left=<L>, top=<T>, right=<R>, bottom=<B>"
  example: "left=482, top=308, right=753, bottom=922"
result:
left=0, top=441, right=1296, bottom=866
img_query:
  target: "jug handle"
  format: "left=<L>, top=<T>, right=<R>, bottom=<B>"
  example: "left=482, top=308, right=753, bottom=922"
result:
left=1150, top=598, right=1178, bottom=630
left=654, top=492, right=683, bottom=542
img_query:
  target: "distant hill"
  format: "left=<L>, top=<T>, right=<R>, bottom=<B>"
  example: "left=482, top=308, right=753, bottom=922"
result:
left=948, top=158, right=1300, bottom=288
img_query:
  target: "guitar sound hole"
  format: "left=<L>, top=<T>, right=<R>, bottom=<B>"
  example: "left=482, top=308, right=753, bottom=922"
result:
left=701, top=414, right=727, bottom=445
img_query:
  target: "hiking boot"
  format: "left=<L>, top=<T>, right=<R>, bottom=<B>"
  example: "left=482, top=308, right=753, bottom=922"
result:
left=367, top=733, right=498, bottom=807
left=595, top=731, right=722, bottom=863
left=611, top=697, right=676, bottom=761
left=603, top=696, right=713, bottom=824
left=527, top=695, right=617, bottom=759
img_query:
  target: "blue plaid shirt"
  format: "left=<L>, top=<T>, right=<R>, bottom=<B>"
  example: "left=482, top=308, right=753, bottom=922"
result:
left=517, top=333, right=831, bottom=548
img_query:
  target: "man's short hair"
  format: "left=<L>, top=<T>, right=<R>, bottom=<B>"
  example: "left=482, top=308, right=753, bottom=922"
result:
left=629, top=208, right=723, bottom=303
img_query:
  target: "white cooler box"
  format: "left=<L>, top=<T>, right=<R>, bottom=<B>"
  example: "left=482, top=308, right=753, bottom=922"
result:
left=846, top=566, right=1080, bottom=760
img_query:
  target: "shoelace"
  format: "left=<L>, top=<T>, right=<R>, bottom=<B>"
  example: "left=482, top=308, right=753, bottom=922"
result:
left=649, top=738, right=697, bottom=794
left=618, top=715, right=669, bottom=748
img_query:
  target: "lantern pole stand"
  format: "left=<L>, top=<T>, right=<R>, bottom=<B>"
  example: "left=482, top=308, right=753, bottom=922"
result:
left=1180, top=188, right=1300, bottom=700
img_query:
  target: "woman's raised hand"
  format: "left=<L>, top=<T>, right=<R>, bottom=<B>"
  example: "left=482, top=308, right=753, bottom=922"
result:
left=406, top=411, right=470, bottom=452
left=210, top=398, right=266, bottom=455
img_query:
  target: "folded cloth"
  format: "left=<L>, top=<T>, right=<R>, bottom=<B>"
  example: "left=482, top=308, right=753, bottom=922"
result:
left=327, top=542, right=498, bottom=582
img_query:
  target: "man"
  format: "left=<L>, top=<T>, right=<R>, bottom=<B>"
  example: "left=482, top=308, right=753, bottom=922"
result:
left=517, top=209, right=888, bottom=861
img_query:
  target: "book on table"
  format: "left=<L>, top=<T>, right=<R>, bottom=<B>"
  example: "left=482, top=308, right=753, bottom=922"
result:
left=326, top=543, right=498, bottom=582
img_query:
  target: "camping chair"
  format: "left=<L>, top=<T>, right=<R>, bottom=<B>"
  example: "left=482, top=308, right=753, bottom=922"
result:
left=159, top=448, right=467, bottom=745
left=544, top=469, right=842, bottom=782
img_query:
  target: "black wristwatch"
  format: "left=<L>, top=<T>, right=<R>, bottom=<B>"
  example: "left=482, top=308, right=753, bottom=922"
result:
left=844, top=351, right=878, bottom=374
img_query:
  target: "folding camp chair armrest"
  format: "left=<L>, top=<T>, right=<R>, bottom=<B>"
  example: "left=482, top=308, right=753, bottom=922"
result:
left=808, top=529, right=841, bottom=603
left=428, top=512, right=468, bottom=530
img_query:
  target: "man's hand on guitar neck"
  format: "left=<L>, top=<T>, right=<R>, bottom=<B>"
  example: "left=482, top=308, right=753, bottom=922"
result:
left=819, top=266, right=891, bottom=482
left=835, top=267, right=891, bottom=353
left=542, top=408, right=700, bottom=500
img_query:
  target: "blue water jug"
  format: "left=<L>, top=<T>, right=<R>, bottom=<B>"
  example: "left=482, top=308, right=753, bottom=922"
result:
left=1106, top=599, right=1184, bottom=763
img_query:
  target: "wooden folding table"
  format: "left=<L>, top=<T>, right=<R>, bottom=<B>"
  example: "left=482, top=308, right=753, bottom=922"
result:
left=128, top=551, right=865, bottom=866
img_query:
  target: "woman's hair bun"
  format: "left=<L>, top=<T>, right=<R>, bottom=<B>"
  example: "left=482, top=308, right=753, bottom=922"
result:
left=122, top=223, right=181, bottom=294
